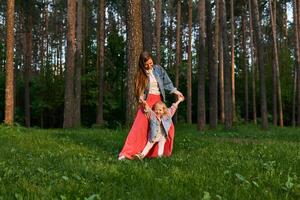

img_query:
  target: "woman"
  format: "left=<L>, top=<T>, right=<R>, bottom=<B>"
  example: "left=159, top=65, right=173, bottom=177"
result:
left=118, top=51, right=184, bottom=160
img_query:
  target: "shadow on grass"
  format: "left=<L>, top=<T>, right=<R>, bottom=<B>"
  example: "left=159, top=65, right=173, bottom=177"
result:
left=48, top=129, right=127, bottom=158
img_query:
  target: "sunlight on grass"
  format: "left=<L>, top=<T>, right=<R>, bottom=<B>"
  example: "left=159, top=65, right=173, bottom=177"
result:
left=0, top=124, right=299, bottom=199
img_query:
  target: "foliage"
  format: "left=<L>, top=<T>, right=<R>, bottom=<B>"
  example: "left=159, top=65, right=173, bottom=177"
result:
left=0, top=124, right=299, bottom=199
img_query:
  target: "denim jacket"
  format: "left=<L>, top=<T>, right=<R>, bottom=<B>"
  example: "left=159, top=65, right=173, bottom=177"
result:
left=144, top=104, right=177, bottom=142
left=143, top=65, right=177, bottom=102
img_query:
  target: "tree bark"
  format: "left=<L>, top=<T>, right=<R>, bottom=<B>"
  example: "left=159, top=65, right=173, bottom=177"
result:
left=63, top=0, right=76, bottom=128
left=175, top=0, right=181, bottom=90
left=219, top=1, right=224, bottom=123
left=74, top=0, right=84, bottom=127
left=230, top=0, right=236, bottom=122
left=174, top=0, right=182, bottom=123
left=269, top=0, right=283, bottom=127
left=242, top=13, right=249, bottom=123
left=126, top=0, right=143, bottom=125
left=155, top=0, right=162, bottom=63
left=96, top=0, right=105, bottom=125
left=251, top=0, right=268, bottom=129
left=221, top=0, right=232, bottom=129
left=142, top=0, right=152, bottom=53
left=296, top=0, right=300, bottom=126
left=187, top=0, right=193, bottom=124
left=4, top=0, right=15, bottom=125
left=24, top=0, right=33, bottom=127
left=292, top=0, right=300, bottom=126
left=198, top=0, right=206, bottom=130
left=209, top=0, right=218, bottom=128
left=249, top=0, right=257, bottom=124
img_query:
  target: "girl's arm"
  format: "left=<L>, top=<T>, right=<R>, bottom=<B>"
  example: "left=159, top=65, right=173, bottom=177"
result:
left=140, top=99, right=154, bottom=119
left=169, top=96, right=184, bottom=117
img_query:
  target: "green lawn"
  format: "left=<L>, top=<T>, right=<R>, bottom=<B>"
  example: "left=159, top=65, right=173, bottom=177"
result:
left=0, top=124, right=299, bottom=199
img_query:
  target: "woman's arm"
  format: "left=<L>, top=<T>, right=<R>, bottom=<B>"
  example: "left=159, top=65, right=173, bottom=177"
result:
left=160, top=67, right=184, bottom=98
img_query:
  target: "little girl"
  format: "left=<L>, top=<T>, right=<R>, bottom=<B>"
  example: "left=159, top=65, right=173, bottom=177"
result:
left=134, top=96, right=184, bottom=160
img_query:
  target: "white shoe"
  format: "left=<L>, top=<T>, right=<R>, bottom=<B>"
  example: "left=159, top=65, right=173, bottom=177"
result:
left=118, top=155, right=126, bottom=160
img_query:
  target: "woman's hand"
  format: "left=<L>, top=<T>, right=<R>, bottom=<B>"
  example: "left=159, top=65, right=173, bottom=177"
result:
left=178, top=96, right=185, bottom=102
left=173, top=90, right=184, bottom=99
left=139, top=95, right=144, bottom=104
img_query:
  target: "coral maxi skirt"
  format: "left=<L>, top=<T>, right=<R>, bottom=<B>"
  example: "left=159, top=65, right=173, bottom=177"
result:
left=119, top=94, right=175, bottom=159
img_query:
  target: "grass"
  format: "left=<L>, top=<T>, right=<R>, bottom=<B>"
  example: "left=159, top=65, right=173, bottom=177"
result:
left=0, top=124, right=299, bottom=199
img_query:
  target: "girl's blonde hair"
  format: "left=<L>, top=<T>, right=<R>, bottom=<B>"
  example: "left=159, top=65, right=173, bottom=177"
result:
left=154, top=101, right=169, bottom=116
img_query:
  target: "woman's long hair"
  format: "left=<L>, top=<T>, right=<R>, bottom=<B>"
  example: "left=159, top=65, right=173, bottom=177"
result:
left=134, top=51, right=151, bottom=99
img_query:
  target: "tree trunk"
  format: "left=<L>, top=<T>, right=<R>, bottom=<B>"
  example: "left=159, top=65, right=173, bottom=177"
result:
left=269, top=0, right=283, bottom=127
left=155, top=0, right=162, bottom=63
left=221, top=0, right=232, bottom=129
left=230, top=0, right=236, bottom=122
left=74, top=0, right=83, bottom=127
left=63, top=0, right=76, bottom=128
left=96, top=0, right=105, bottom=125
left=219, top=5, right=225, bottom=124
left=296, top=0, right=300, bottom=126
left=126, top=0, right=143, bottom=125
left=242, top=13, right=249, bottom=123
left=292, top=0, right=300, bottom=127
left=175, top=0, right=181, bottom=90
left=198, top=0, right=206, bottom=130
left=81, top=0, right=87, bottom=107
left=272, top=60, right=278, bottom=125
left=251, top=0, right=268, bottom=129
left=24, top=0, right=33, bottom=128
left=4, top=0, right=15, bottom=125
left=249, top=0, right=257, bottom=124
left=174, top=0, right=182, bottom=123
left=209, top=0, right=218, bottom=128
left=142, top=0, right=152, bottom=53
left=187, top=0, right=193, bottom=124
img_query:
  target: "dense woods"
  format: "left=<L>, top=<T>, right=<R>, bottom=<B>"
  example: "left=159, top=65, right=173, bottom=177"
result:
left=0, top=0, right=299, bottom=129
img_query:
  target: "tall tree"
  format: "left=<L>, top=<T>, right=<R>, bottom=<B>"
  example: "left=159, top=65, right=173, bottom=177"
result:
left=292, top=0, right=298, bottom=127
left=175, top=0, right=181, bottom=89
left=74, top=0, right=83, bottom=127
left=251, top=0, right=268, bottom=129
left=230, top=0, right=236, bottom=121
left=221, top=0, right=232, bottom=129
left=174, top=0, right=182, bottom=123
left=249, top=0, right=257, bottom=124
left=296, top=0, right=300, bottom=126
left=219, top=0, right=224, bottom=123
left=269, top=0, right=283, bottom=127
left=141, top=0, right=152, bottom=53
left=209, top=0, right=218, bottom=128
left=126, top=0, right=143, bottom=125
left=4, top=0, right=15, bottom=125
left=198, top=0, right=206, bottom=130
left=24, top=0, right=33, bottom=127
left=155, top=0, right=162, bottom=63
left=63, top=0, right=76, bottom=128
left=187, top=0, right=192, bottom=124
left=242, top=13, right=249, bottom=123
left=96, top=0, right=105, bottom=125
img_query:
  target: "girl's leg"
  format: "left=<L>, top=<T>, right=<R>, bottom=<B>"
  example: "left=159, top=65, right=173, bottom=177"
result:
left=157, top=139, right=166, bottom=157
left=141, top=141, right=155, bottom=157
